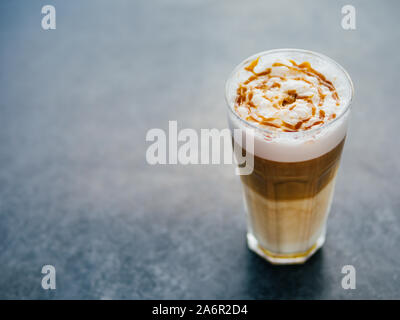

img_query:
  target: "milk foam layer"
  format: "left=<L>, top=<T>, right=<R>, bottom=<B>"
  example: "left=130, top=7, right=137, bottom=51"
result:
left=226, top=49, right=353, bottom=162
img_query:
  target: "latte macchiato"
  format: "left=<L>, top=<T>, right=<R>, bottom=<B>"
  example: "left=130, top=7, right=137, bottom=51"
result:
left=225, top=49, right=353, bottom=264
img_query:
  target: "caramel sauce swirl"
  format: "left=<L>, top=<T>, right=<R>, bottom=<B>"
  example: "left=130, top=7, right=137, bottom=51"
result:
left=234, top=57, right=340, bottom=132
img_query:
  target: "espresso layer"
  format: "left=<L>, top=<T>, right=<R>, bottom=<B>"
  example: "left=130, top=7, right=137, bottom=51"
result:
left=238, top=138, right=345, bottom=200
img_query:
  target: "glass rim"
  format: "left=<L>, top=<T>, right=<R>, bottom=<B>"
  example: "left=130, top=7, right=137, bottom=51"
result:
left=224, top=48, right=354, bottom=136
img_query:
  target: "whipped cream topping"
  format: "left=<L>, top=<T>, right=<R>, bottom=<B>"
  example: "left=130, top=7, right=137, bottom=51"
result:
left=226, top=49, right=353, bottom=162
left=233, top=56, right=342, bottom=132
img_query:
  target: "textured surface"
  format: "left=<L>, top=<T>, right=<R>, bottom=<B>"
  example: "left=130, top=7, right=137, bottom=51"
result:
left=0, top=0, right=399, bottom=299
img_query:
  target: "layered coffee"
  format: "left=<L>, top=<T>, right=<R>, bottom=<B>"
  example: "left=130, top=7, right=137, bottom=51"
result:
left=225, top=49, right=353, bottom=264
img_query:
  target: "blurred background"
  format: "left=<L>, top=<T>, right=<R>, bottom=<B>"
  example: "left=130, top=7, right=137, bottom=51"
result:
left=0, top=0, right=399, bottom=299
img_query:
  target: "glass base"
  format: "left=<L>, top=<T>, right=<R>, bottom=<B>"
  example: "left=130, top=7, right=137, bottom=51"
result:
left=247, top=232, right=325, bottom=265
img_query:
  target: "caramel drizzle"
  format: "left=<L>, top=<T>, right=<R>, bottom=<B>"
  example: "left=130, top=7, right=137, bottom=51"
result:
left=235, top=57, right=339, bottom=131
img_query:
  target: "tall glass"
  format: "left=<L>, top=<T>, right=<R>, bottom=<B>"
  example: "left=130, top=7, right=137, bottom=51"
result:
left=225, top=49, right=354, bottom=264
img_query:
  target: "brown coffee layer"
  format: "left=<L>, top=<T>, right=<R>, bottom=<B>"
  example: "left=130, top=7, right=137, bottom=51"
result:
left=238, top=138, right=345, bottom=201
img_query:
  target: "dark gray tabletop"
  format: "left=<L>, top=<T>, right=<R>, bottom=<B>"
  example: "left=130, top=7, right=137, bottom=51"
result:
left=1, top=0, right=399, bottom=299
